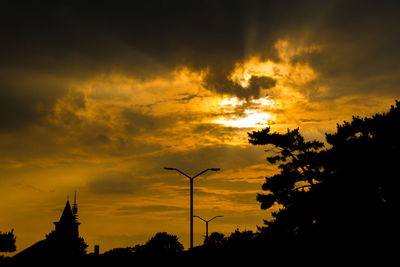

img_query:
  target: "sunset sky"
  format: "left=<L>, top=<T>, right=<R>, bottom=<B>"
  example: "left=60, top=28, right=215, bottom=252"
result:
left=1, top=0, right=400, bottom=254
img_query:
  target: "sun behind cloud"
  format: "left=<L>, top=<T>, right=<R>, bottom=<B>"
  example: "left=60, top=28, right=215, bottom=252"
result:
left=210, top=40, right=320, bottom=130
left=212, top=97, right=274, bottom=128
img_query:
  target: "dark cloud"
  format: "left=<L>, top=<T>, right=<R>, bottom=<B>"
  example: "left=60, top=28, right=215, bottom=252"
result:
left=121, top=108, right=174, bottom=135
left=0, top=86, right=43, bottom=131
left=87, top=172, right=146, bottom=195
left=0, top=0, right=246, bottom=77
left=1, top=1, right=398, bottom=74
left=204, top=73, right=276, bottom=99
left=283, top=1, right=400, bottom=98
left=0, top=74, right=68, bottom=131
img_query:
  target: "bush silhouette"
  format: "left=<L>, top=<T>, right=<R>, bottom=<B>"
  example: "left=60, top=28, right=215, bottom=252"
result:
left=0, top=229, right=16, bottom=253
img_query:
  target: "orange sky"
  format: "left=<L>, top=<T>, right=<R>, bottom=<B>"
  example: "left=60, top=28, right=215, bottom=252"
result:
left=1, top=0, right=400, bottom=255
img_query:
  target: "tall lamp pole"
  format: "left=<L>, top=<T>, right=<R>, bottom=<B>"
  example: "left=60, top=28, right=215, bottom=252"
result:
left=164, top=167, right=220, bottom=250
left=194, top=215, right=223, bottom=239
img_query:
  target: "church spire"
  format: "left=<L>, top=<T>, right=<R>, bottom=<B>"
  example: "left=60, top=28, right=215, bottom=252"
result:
left=54, top=195, right=80, bottom=241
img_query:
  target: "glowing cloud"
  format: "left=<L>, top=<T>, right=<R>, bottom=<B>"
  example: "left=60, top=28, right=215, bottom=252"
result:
left=230, top=40, right=319, bottom=90
left=212, top=97, right=275, bottom=128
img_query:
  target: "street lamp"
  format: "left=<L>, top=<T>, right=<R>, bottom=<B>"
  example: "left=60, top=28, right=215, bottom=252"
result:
left=164, top=167, right=220, bottom=249
left=194, top=215, right=223, bottom=239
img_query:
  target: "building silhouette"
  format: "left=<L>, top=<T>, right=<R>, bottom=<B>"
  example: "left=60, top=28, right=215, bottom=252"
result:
left=12, top=193, right=86, bottom=262
left=54, top=193, right=80, bottom=242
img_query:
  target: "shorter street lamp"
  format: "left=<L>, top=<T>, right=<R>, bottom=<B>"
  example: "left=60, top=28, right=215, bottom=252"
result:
left=194, top=215, right=224, bottom=238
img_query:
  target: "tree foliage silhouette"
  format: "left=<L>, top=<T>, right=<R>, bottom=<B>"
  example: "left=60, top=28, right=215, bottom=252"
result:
left=0, top=229, right=16, bottom=253
left=203, top=232, right=226, bottom=248
left=141, top=232, right=183, bottom=255
left=248, top=127, right=325, bottom=239
left=321, top=101, right=399, bottom=245
left=249, top=101, right=400, bottom=249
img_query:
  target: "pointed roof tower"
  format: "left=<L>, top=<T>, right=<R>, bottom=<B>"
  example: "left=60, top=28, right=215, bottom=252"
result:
left=54, top=196, right=80, bottom=240
left=58, top=200, right=76, bottom=224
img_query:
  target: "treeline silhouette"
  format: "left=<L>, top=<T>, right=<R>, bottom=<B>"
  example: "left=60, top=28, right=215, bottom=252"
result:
left=2, top=101, right=400, bottom=265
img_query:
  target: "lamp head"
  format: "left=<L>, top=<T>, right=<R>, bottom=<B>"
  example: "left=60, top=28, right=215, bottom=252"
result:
left=164, top=167, right=175, bottom=170
left=210, top=168, right=220, bottom=171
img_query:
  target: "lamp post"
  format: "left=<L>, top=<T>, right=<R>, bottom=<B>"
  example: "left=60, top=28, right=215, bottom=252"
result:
left=164, top=167, right=220, bottom=250
left=194, top=215, right=223, bottom=239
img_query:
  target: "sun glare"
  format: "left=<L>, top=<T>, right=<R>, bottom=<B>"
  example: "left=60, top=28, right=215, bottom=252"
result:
left=213, top=97, right=274, bottom=128
left=214, top=112, right=271, bottom=128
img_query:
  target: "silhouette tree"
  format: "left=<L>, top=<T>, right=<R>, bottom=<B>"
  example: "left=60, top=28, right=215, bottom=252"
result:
left=227, top=229, right=255, bottom=244
left=203, top=232, right=226, bottom=248
left=0, top=229, right=16, bottom=253
left=320, top=101, right=400, bottom=247
left=141, top=232, right=183, bottom=255
left=248, top=127, right=325, bottom=239
left=249, top=101, right=400, bottom=253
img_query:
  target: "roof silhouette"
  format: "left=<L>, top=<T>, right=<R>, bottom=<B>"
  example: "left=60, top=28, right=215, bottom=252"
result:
left=58, top=200, right=76, bottom=224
